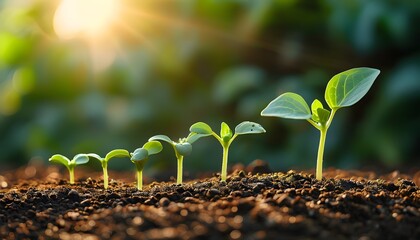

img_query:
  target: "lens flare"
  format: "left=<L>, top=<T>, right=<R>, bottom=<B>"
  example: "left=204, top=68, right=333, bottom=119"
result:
left=53, top=0, right=118, bottom=40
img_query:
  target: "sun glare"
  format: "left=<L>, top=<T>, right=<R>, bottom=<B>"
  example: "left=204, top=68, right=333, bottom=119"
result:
left=53, top=0, right=118, bottom=40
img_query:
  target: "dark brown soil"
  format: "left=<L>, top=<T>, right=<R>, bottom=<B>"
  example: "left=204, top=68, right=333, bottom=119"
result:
left=0, top=163, right=419, bottom=240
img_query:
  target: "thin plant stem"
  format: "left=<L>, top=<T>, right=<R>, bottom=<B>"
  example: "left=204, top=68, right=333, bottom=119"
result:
left=102, top=161, right=109, bottom=189
left=68, top=165, right=75, bottom=184
left=221, top=145, right=229, bottom=181
left=177, top=155, right=184, bottom=184
left=316, top=128, right=327, bottom=180
left=315, top=108, right=336, bottom=180
left=136, top=170, right=143, bottom=190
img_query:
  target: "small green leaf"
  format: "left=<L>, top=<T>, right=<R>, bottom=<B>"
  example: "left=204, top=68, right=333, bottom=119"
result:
left=86, top=153, right=103, bottom=162
left=235, top=121, right=266, bottom=135
left=142, top=141, right=163, bottom=155
left=325, top=67, right=380, bottom=109
left=49, top=154, right=70, bottom=167
left=175, top=142, right=192, bottom=156
left=149, top=135, right=173, bottom=144
left=105, top=149, right=130, bottom=162
left=190, top=122, right=213, bottom=134
left=131, top=148, right=149, bottom=161
left=261, top=92, right=311, bottom=119
left=73, top=154, right=89, bottom=165
left=311, top=99, right=323, bottom=122
left=317, top=108, right=330, bottom=125
left=186, top=132, right=209, bottom=143
left=220, top=122, right=233, bottom=141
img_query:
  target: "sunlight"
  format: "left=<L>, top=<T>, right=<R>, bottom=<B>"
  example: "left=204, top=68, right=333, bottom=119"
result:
left=53, top=0, right=120, bottom=72
left=53, top=0, right=118, bottom=40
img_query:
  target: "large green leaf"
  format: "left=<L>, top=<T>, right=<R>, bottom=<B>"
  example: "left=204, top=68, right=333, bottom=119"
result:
left=49, top=154, right=70, bottom=167
left=142, top=141, right=163, bottom=155
left=131, top=148, right=149, bottom=161
left=175, top=142, right=192, bottom=156
left=190, top=122, right=213, bottom=134
left=149, top=135, right=173, bottom=144
left=105, top=149, right=130, bottom=162
left=261, top=92, right=311, bottom=119
left=73, top=154, right=90, bottom=165
left=325, top=67, right=380, bottom=109
left=235, top=121, right=266, bottom=135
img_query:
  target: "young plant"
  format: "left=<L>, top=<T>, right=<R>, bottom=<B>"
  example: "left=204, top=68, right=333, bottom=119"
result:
left=189, top=121, right=266, bottom=182
left=49, top=154, right=90, bottom=184
left=261, top=67, right=380, bottom=180
left=86, top=149, right=130, bottom=189
left=130, top=141, right=163, bottom=190
left=149, top=133, right=202, bottom=184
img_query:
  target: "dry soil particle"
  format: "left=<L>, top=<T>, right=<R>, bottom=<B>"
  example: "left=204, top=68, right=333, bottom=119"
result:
left=0, top=170, right=419, bottom=240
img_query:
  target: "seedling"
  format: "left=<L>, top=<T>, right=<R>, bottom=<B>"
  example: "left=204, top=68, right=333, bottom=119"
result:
left=261, top=67, right=380, bottom=180
left=130, top=141, right=163, bottom=190
left=49, top=154, right=90, bottom=184
left=189, top=121, right=266, bottom=181
left=87, top=149, right=130, bottom=189
left=149, top=133, right=203, bottom=184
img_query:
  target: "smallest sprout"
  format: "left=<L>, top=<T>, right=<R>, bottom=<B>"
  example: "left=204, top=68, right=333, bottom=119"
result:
left=130, top=141, right=163, bottom=190
left=49, top=154, right=89, bottom=184
left=87, top=149, right=130, bottom=189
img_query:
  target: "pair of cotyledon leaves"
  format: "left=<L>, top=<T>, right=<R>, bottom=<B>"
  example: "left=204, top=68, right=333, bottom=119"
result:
left=49, top=154, right=90, bottom=169
left=189, top=121, right=266, bottom=141
left=261, top=67, right=380, bottom=122
left=50, top=149, right=134, bottom=168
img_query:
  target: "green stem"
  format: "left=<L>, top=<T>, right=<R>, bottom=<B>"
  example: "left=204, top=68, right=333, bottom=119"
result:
left=316, top=128, right=327, bottom=180
left=102, top=161, right=109, bottom=189
left=68, top=165, right=75, bottom=184
left=221, top=144, right=229, bottom=182
left=136, top=170, right=143, bottom=190
left=177, top=155, right=184, bottom=184
left=315, top=108, right=336, bottom=181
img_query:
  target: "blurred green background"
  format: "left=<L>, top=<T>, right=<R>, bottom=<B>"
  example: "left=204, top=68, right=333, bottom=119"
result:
left=1, top=0, right=419, bottom=176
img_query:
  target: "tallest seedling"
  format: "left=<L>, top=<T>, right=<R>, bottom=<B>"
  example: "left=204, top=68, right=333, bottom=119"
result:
left=261, top=68, right=380, bottom=180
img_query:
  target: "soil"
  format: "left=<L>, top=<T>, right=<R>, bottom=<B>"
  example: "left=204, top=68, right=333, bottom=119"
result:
left=0, top=161, right=419, bottom=240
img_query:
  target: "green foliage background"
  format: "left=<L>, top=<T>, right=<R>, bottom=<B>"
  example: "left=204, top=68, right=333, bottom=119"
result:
left=1, top=0, right=419, bottom=175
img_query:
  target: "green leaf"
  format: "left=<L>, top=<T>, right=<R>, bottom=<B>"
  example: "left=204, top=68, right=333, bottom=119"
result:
left=73, top=154, right=89, bottom=165
left=317, top=108, right=330, bottom=125
left=261, top=92, right=311, bottom=119
left=190, top=122, right=213, bottom=134
left=149, top=135, right=173, bottom=144
left=175, top=142, right=192, bottom=156
left=186, top=132, right=209, bottom=144
left=325, top=67, right=380, bottom=109
left=49, top=154, right=70, bottom=167
left=235, top=121, right=266, bottom=135
left=105, top=149, right=130, bottom=162
left=311, top=99, right=323, bottom=122
left=131, top=148, right=149, bottom=161
left=220, top=122, right=233, bottom=141
left=142, top=141, right=163, bottom=155
left=86, top=153, right=103, bottom=162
